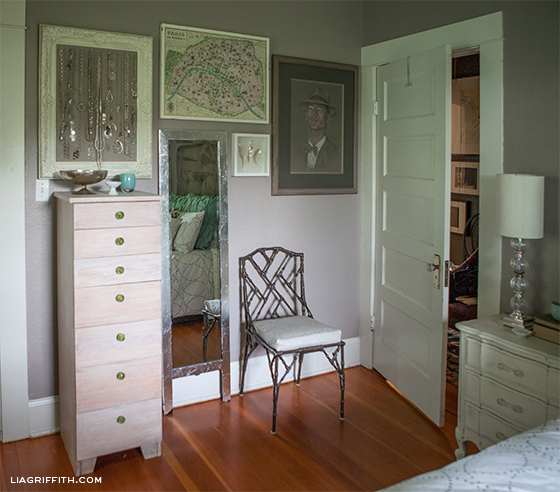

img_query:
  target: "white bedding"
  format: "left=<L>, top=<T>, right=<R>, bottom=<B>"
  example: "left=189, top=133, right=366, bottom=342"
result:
left=170, top=247, right=219, bottom=318
left=380, top=419, right=560, bottom=492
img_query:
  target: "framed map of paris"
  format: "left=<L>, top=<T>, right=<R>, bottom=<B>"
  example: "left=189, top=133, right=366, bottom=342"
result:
left=160, top=24, right=269, bottom=123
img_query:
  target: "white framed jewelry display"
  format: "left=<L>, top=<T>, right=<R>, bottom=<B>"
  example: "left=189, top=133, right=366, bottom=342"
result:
left=38, top=25, right=153, bottom=179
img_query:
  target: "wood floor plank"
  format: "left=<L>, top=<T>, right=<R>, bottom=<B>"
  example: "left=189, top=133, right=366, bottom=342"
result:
left=1, top=442, right=22, bottom=491
left=160, top=441, right=200, bottom=491
left=161, top=414, right=228, bottom=491
left=261, top=377, right=428, bottom=489
left=1, top=367, right=465, bottom=492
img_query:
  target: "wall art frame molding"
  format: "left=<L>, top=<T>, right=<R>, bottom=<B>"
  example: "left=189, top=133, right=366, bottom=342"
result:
left=451, top=160, right=479, bottom=195
left=271, top=55, right=358, bottom=195
left=38, top=24, right=153, bottom=179
left=450, top=200, right=467, bottom=234
left=160, top=24, right=269, bottom=123
left=232, top=133, right=270, bottom=176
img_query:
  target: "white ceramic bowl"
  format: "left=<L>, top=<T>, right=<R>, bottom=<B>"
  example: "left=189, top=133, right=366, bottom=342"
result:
left=105, top=181, right=121, bottom=195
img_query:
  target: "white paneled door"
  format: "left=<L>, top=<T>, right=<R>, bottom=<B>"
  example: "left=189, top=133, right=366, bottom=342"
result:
left=373, top=45, right=451, bottom=426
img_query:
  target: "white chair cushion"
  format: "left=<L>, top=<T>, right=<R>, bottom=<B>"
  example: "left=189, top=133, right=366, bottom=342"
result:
left=204, top=299, right=221, bottom=316
left=252, top=316, right=341, bottom=352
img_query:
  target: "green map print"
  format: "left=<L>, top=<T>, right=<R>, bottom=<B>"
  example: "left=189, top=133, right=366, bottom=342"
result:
left=165, top=37, right=267, bottom=121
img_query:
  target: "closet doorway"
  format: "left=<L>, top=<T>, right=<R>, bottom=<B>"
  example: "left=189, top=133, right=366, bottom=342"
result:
left=447, top=53, right=480, bottom=389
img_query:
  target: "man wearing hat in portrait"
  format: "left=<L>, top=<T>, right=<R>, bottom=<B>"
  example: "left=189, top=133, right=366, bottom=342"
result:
left=291, top=86, right=341, bottom=173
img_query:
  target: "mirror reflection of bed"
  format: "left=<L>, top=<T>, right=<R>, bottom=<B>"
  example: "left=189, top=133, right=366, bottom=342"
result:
left=169, top=140, right=221, bottom=369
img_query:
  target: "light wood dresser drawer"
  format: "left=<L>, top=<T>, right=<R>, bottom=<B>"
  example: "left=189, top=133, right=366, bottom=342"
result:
left=77, top=398, right=162, bottom=461
left=55, top=192, right=163, bottom=476
left=74, top=253, right=161, bottom=288
left=76, top=319, right=161, bottom=368
left=76, top=356, right=161, bottom=413
left=74, top=226, right=161, bottom=259
left=74, top=281, right=161, bottom=328
left=74, top=201, right=161, bottom=229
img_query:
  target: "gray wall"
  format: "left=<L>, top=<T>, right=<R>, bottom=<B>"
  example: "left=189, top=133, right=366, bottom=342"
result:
left=25, top=1, right=364, bottom=399
left=363, top=1, right=559, bottom=317
left=25, top=0, right=559, bottom=402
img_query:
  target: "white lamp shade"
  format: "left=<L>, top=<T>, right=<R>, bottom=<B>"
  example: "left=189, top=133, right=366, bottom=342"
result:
left=496, top=174, right=544, bottom=239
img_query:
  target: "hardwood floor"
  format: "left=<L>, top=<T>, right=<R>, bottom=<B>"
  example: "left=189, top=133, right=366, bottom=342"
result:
left=1, top=367, right=469, bottom=491
left=172, top=317, right=221, bottom=368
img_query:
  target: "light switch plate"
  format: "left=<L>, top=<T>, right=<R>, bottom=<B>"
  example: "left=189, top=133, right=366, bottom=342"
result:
left=36, top=179, right=50, bottom=201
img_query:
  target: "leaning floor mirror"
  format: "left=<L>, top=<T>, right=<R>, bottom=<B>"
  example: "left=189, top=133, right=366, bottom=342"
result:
left=159, top=129, right=230, bottom=414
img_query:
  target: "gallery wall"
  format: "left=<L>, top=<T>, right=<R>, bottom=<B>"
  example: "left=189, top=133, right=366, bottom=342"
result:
left=23, top=0, right=559, bottom=405
left=25, top=1, right=364, bottom=400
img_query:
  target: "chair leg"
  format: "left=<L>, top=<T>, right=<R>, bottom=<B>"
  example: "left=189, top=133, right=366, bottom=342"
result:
left=296, top=352, right=304, bottom=386
left=239, top=332, right=251, bottom=397
left=339, top=344, right=345, bottom=421
left=271, top=355, right=279, bottom=434
left=202, top=313, right=209, bottom=363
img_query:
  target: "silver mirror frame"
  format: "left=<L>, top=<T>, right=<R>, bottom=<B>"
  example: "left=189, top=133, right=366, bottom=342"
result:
left=159, top=129, right=230, bottom=414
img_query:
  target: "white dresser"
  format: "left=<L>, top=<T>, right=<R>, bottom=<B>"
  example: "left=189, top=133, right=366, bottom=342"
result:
left=55, top=191, right=163, bottom=476
left=455, top=316, right=560, bottom=459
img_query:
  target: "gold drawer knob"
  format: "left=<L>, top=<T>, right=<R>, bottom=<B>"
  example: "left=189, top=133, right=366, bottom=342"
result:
left=116, top=372, right=126, bottom=380
left=116, top=333, right=126, bottom=342
left=116, top=415, right=126, bottom=424
left=115, top=266, right=125, bottom=275
left=115, top=294, right=125, bottom=303
left=115, top=211, right=125, bottom=220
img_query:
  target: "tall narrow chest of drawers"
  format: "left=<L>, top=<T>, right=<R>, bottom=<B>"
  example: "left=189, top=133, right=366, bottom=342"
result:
left=455, top=316, right=560, bottom=459
left=55, top=192, right=163, bottom=476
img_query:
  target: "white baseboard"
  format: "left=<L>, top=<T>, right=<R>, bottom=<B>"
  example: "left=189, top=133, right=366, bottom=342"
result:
left=28, top=395, right=59, bottom=437
left=172, top=336, right=360, bottom=408
left=27, top=337, right=360, bottom=436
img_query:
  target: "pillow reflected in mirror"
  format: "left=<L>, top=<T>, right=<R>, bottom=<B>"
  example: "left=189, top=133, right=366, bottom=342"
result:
left=173, top=212, right=205, bottom=254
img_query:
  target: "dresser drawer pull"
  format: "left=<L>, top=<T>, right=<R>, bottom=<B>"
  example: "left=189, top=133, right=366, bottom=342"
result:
left=115, top=237, right=125, bottom=246
left=116, top=333, right=126, bottom=342
left=116, top=372, right=126, bottom=380
left=496, top=432, right=507, bottom=440
left=115, top=211, right=125, bottom=220
left=115, top=294, right=125, bottom=303
left=115, top=266, right=125, bottom=275
left=497, top=397, right=523, bottom=413
left=497, top=362, right=524, bottom=378
left=116, top=415, right=126, bottom=424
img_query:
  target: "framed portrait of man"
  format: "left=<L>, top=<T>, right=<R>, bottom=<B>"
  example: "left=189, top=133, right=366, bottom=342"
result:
left=272, top=56, right=358, bottom=195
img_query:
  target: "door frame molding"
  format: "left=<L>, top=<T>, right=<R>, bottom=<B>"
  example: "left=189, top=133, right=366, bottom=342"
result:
left=360, top=12, right=503, bottom=367
left=0, top=0, right=30, bottom=442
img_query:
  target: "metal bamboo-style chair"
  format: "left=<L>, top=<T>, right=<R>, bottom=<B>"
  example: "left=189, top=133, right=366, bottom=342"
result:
left=239, top=247, right=345, bottom=434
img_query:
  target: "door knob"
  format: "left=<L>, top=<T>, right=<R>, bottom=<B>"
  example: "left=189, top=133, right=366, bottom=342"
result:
left=426, top=262, right=439, bottom=272
left=428, top=254, right=441, bottom=289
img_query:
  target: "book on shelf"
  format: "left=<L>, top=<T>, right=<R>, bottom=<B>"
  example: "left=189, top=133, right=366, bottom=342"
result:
left=533, top=323, right=560, bottom=344
left=534, top=313, right=560, bottom=331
